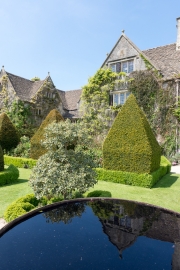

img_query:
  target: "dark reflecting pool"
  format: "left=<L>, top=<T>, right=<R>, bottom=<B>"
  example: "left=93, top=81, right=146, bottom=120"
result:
left=0, top=198, right=180, bottom=269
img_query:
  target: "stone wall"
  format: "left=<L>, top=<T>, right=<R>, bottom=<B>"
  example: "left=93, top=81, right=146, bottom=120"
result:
left=104, top=35, right=146, bottom=72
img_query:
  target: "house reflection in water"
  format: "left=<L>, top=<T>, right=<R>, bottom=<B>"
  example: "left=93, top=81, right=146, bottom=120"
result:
left=91, top=200, right=180, bottom=269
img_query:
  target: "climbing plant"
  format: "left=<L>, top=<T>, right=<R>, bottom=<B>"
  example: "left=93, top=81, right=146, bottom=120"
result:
left=81, top=68, right=130, bottom=139
left=6, top=100, right=34, bottom=137
left=128, top=70, right=177, bottom=158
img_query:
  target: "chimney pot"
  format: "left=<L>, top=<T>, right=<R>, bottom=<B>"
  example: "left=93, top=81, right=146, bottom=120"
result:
left=176, top=17, right=180, bottom=50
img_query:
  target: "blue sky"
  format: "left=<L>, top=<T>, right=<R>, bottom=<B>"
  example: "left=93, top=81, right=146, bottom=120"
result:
left=1, top=0, right=180, bottom=90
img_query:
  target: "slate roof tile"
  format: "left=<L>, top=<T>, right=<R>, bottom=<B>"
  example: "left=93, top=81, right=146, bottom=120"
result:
left=6, top=72, right=45, bottom=101
left=142, top=43, right=180, bottom=79
left=4, top=70, right=82, bottom=117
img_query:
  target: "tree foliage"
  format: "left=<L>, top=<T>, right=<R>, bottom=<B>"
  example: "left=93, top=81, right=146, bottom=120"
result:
left=29, top=120, right=97, bottom=199
left=31, top=77, right=40, bottom=81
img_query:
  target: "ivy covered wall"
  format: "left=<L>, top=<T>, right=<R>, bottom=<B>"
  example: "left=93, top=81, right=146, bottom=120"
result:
left=128, top=70, right=179, bottom=158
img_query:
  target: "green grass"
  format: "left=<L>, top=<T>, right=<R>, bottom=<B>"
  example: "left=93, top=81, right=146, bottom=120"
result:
left=85, top=172, right=180, bottom=213
left=1, top=168, right=180, bottom=218
left=0, top=168, right=32, bottom=217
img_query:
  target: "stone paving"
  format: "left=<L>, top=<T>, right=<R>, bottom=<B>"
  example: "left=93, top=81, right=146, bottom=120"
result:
left=0, top=165, right=180, bottom=231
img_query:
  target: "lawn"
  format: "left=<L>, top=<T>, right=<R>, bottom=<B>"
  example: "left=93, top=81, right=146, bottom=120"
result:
left=85, top=171, right=180, bottom=213
left=1, top=168, right=180, bottom=218
left=0, top=168, right=33, bottom=217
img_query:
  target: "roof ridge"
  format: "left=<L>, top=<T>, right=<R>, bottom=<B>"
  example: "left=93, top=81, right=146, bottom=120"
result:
left=6, top=71, right=44, bottom=83
left=6, top=72, right=34, bottom=82
left=143, top=43, right=176, bottom=52
left=65, top=89, right=82, bottom=92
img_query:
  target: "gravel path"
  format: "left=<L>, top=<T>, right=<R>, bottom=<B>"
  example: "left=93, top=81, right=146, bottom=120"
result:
left=0, top=165, right=180, bottom=230
left=0, top=218, right=7, bottom=230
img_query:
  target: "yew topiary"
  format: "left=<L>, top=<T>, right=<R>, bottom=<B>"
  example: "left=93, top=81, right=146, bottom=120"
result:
left=103, top=94, right=161, bottom=173
left=0, top=145, right=4, bottom=171
left=30, top=109, right=64, bottom=159
left=0, top=112, right=20, bottom=151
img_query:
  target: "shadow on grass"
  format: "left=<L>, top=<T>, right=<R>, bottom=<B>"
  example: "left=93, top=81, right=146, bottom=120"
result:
left=152, top=173, right=179, bottom=188
left=0, top=179, right=29, bottom=188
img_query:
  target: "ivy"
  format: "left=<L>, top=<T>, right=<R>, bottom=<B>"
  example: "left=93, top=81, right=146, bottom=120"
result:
left=81, top=68, right=130, bottom=138
left=128, top=70, right=177, bottom=158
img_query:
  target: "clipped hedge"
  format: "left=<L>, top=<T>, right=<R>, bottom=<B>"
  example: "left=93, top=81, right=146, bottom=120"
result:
left=95, top=156, right=171, bottom=188
left=30, top=109, right=64, bottom=159
left=103, top=94, right=161, bottom=173
left=87, top=190, right=112, bottom=197
left=4, top=155, right=37, bottom=168
left=0, top=145, right=4, bottom=171
left=0, top=112, right=19, bottom=151
left=15, top=193, right=39, bottom=206
left=0, top=164, right=19, bottom=186
left=4, top=194, right=38, bottom=222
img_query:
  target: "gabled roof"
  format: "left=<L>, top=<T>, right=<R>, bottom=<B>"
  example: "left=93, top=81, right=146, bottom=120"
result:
left=58, top=89, right=82, bottom=110
left=102, top=33, right=180, bottom=79
left=2, top=68, right=82, bottom=117
left=143, top=43, right=180, bottom=79
left=58, top=89, right=82, bottom=119
left=101, top=33, right=159, bottom=71
left=6, top=72, right=45, bottom=101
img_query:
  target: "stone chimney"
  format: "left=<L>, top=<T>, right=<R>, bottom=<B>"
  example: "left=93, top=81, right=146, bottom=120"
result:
left=176, top=17, right=180, bottom=50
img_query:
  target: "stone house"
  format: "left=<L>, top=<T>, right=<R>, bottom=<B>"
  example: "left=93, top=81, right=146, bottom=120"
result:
left=101, top=17, right=180, bottom=107
left=1, top=17, right=180, bottom=146
left=0, top=66, right=82, bottom=126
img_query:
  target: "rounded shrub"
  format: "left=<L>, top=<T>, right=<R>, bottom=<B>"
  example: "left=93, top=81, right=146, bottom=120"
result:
left=4, top=202, right=35, bottom=222
left=87, top=190, right=112, bottom=198
left=0, top=164, right=19, bottom=186
left=15, top=194, right=39, bottom=207
left=4, top=194, right=38, bottom=222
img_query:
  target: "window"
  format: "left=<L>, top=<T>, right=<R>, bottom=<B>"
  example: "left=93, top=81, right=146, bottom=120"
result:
left=113, top=91, right=130, bottom=105
left=36, top=109, right=41, bottom=115
left=110, top=62, right=121, bottom=72
left=110, top=59, right=134, bottom=73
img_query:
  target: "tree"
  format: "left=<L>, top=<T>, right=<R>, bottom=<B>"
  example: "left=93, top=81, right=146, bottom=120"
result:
left=29, top=120, right=97, bottom=199
left=31, top=77, right=40, bottom=81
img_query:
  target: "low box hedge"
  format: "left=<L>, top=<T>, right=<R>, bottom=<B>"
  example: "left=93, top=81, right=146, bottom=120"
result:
left=95, top=156, right=171, bottom=188
left=4, top=155, right=37, bottom=168
left=0, top=164, right=19, bottom=186
left=4, top=194, right=38, bottom=222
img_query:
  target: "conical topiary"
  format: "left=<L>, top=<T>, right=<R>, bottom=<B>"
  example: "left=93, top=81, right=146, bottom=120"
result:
left=0, top=145, right=4, bottom=171
left=0, top=112, right=20, bottom=151
left=103, top=94, right=161, bottom=173
left=30, top=109, right=64, bottom=159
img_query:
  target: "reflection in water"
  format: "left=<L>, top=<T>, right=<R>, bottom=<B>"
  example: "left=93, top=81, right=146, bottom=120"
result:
left=1, top=199, right=180, bottom=269
left=43, top=202, right=85, bottom=224
left=89, top=200, right=180, bottom=269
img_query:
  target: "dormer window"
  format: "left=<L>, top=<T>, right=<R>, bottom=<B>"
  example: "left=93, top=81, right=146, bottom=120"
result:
left=110, top=59, right=134, bottom=73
